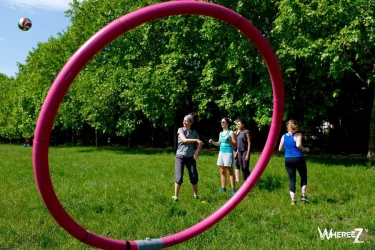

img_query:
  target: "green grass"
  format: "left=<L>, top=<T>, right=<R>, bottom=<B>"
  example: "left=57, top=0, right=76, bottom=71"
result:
left=0, top=144, right=374, bottom=249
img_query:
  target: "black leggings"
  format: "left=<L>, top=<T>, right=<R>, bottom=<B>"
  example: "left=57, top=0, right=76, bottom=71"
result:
left=237, top=151, right=250, bottom=181
left=285, top=157, right=307, bottom=193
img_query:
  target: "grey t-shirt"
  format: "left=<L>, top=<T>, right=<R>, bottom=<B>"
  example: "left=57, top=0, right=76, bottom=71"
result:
left=176, top=127, right=199, bottom=157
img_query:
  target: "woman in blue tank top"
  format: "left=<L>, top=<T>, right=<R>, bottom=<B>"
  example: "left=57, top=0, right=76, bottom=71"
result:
left=278, top=120, right=310, bottom=205
left=209, top=117, right=237, bottom=195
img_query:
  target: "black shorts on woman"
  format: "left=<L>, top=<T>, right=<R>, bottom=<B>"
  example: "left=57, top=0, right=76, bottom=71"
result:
left=175, top=156, right=198, bottom=185
left=175, top=127, right=199, bottom=185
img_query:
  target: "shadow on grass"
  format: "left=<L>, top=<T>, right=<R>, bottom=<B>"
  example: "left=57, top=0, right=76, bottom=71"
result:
left=273, top=150, right=373, bottom=167
left=323, top=193, right=354, bottom=205
left=77, top=146, right=219, bottom=156
left=72, top=147, right=374, bottom=167
left=77, top=148, right=97, bottom=153
left=307, top=155, right=371, bottom=168
left=76, top=147, right=175, bottom=155
left=256, top=174, right=283, bottom=192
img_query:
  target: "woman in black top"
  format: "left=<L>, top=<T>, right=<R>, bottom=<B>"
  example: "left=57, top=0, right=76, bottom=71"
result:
left=234, top=119, right=251, bottom=181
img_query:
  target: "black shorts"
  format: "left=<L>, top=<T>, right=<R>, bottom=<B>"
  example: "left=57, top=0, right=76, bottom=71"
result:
left=175, top=155, right=199, bottom=185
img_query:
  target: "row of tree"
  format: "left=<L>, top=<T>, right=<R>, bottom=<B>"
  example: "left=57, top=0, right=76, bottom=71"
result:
left=0, top=0, right=374, bottom=160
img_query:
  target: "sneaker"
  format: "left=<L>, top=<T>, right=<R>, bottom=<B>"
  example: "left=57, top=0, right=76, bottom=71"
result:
left=172, top=196, right=178, bottom=202
left=300, top=195, right=310, bottom=203
left=194, top=194, right=199, bottom=200
left=291, top=199, right=297, bottom=205
left=231, top=188, right=236, bottom=196
left=219, top=188, right=226, bottom=193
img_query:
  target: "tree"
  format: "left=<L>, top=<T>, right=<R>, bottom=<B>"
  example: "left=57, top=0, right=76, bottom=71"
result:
left=0, top=74, right=22, bottom=142
left=15, top=33, right=75, bottom=140
left=64, top=0, right=280, bottom=145
left=273, top=0, right=375, bottom=160
left=8, top=0, right=373, bottom=156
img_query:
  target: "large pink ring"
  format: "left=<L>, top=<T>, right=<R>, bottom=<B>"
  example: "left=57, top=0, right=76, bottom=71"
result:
left=33, top=1, right=284, bottom=249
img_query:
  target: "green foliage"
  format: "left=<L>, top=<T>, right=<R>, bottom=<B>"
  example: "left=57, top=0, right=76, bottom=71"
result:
left=0, top=74, right=21, bottom=139
left=273, top=0, right=375, bottom=126
left=0, top=0, right=374, bottom=157
left=272, top=0, right=375, bottom=159
left=5, top=0, right=279, bottom=139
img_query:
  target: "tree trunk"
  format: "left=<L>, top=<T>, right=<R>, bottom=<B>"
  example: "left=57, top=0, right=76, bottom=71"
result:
left=72, top=127, right=75, bottom=146
left=95, top=129, right=98, bottom=148
left=368, top=83, right=375, bottom=162
left=151, top=126, right=154, bottom=148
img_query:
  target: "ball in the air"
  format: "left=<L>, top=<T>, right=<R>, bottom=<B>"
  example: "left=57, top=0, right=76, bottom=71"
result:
left=18, top=17, right=32, bottom=31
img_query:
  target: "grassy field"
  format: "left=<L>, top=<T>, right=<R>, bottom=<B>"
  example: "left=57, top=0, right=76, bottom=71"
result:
left=0, top=144, right=374, bottom=249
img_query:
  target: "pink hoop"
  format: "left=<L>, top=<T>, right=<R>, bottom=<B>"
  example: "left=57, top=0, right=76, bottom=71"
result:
left=33, top=1, right=284, bottom=249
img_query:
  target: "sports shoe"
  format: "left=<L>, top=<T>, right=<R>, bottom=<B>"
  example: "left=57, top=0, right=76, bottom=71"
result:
left=291, top=199, right=297, bottom=205
left=300, top=195, right=310, bottom=203
left=194, top=194, right=199, bottom=200
left=231, top=188, right=236, bottom=196
left=219, top=188, right=226, bottom=193
left=172, top=196, right=178, bottom=202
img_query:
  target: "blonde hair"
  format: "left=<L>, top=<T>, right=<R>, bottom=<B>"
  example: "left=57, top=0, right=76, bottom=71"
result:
left=286, top=120, right=299, bottom=133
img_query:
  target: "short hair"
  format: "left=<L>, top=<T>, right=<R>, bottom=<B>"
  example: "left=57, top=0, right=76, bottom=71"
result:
left=185, top=112, right=198, bottom=124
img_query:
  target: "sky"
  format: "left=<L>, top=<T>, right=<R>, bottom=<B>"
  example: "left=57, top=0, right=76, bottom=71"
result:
left=0, top=0, right=76, bottom=77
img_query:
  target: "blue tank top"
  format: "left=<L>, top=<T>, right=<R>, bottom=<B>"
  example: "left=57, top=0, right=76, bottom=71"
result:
left=284, top=133, right=303, bottom=158
left=219, top=130, right=233, bottom=153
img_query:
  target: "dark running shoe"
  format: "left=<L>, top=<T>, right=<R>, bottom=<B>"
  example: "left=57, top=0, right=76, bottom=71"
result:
left=219, top=188, right=226, bottom=193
